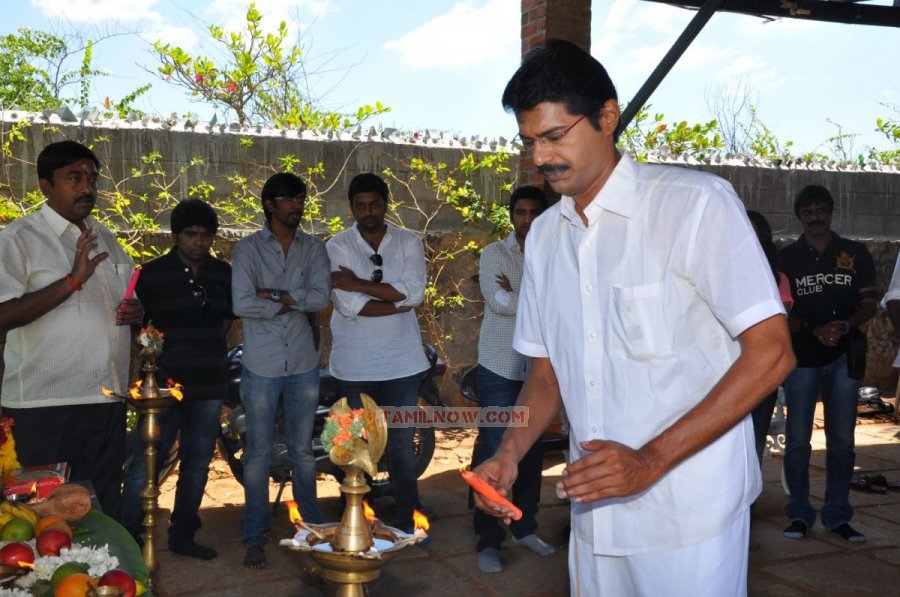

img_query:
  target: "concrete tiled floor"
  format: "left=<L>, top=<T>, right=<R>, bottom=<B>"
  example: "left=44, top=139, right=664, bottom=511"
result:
left=147, top=411, right=900, bottom=596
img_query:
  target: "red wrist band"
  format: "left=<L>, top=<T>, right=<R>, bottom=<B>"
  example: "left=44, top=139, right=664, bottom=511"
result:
left=65, top=274, right=83, bottom=291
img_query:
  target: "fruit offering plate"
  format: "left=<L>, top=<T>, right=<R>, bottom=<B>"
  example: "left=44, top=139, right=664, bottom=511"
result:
left=0, top=510, right=149, bottom=596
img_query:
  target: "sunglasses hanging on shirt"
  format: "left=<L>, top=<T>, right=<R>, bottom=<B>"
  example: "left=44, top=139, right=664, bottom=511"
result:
left=191, top=284, right=210, bottom=312
left=369, top=253, right=383, bottom=282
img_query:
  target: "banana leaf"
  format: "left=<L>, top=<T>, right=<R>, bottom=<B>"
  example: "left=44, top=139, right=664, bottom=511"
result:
left=72, top=509, right=150, bottom=585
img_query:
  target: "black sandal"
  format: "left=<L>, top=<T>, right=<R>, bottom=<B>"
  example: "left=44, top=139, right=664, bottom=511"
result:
left=850, top=474, right=887, bottom=493
left=870, top=474, right=900, bottom=491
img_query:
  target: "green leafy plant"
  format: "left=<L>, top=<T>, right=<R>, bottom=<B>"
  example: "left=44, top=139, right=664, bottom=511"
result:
left=618, top=105, right=724, bottom=162
left=152, top=3, right=389, bottom=130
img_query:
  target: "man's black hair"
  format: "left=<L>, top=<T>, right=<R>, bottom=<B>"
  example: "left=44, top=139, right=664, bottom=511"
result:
left=348, top=172, right=389, bottom=203
left=171, top=199, right=218, bottom=235
left=509, top=185, right=548, bottom=213
left=37, top=140, right=101, bottom=183
left=502, top=39, right=618, bottom=135
left=793, top=184, right=834, bottom=218
left=260, top=172, right=307, bottom=222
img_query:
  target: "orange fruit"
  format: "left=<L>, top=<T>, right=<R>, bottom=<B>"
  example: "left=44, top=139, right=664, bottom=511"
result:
left=54, top=572, right=97, bottom=597
left=36, top=517, right=72, bottom=538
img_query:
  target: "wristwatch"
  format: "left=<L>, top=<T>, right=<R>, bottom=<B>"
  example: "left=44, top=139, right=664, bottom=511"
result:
left=269, top=289, right=282, bottom=303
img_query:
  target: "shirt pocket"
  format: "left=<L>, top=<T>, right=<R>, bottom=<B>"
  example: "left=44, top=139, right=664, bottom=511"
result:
left=610, top=282, right=672, bottom=360
left=103, top=262, right=132, bottom=299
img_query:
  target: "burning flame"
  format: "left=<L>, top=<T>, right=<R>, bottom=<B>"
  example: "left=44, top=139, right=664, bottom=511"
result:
left=18, top=561, right=34, bottom=569
left=362, top=500, right=376, bottom=521
left=30, top=482, right=37, bottom=495
left=286, top=500, right=302, bottom=525
left=166, top=378, right=184, bottom=401
left=129, top=379, right=143, bottom=399
left=412, top=509, right=430, bottom=532
left=101, top=387, right=115, bottom=398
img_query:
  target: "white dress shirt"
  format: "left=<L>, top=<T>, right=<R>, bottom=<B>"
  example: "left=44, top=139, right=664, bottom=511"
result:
left=0, top=205, right=134, bottom=407
left=326, top=224, right=429, bottom=381
left=514, top=154, right=784, bottom=555
left=478, top=233, right=528, bottom=381
left=882, top=255, right=900, bottom=367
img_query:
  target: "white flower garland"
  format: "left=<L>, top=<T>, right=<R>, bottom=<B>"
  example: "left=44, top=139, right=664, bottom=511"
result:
left=0, top=539, right=118, bottom=594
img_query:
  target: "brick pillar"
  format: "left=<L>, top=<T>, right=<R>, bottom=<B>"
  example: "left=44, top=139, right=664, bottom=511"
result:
left=517, top=0, right=592, bottom=189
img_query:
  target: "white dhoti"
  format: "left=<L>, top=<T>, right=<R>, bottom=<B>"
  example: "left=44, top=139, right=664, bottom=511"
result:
left=569, top=510, right=750, bottom=597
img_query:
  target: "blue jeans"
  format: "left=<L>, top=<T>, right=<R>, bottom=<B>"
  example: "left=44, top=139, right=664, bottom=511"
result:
left=783, top=353, right=858, bottom=530
left=239, top=366, right=322, bottom=547
left=472, top=366, right=542, bottom=551
left=337, top=372, right=424, bottom=532
left=121, top=399, right=223, bottom=542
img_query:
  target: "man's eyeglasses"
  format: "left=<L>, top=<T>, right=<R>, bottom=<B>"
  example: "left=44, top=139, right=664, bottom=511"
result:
left=191, top=285, right=210, bottom=312
left=515, top=114, right=587, bottom=151
left=369, top=253, right=383, bottom=282
left=270, top=195, right=306, bottom=204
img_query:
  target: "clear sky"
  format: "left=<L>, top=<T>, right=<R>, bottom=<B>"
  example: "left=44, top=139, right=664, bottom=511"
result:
left=6, top=0, right=900, bottom=157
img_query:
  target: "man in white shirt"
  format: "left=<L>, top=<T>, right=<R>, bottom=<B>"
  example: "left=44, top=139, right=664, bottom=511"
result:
left=472, top=41, right=795, bottom=596
left=884, top=254, right=900, bottom=399
left=473, top=185, right=555, bottom=573
left=0, top=140, right=143, bottom=518
left=327, top=172, right=430, bottom=533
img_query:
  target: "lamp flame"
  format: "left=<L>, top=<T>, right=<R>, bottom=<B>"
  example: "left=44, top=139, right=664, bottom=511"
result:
left=362, top=500, right=376, bottom=521
left=101, top=387, right=115, bottom=397
left=129, top=379, right=143, bottom=399
left=17, top=561, right=34, bottom=569
left=286, top=500, right=302, bottom=525
left=165, top=378, right=184, bottom=401
left=30, top=482, right=37, bottom=495
left=412, top=509, right=430, bottom=532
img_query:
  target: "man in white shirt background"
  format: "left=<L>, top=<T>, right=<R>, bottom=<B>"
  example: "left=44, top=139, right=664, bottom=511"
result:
left=327, top=172, right=431, bottom=533
left=0, top=140, right=143, bottom=518
left=472, top=184, right=555, bottom=573
left=884, top=254, right=900, bottom=404
left=472, top=40, right=795, bottom=596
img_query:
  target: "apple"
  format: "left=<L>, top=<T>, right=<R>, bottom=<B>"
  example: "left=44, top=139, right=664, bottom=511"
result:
left=98, top=568, right=137, bottom=597
left=36, top=528, right=72, bottom=556
left=0, top=541, right=35, bottom=567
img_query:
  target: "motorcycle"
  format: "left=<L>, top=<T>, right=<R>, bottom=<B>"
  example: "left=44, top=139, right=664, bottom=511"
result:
left=215, top=343, right=447, bottom=501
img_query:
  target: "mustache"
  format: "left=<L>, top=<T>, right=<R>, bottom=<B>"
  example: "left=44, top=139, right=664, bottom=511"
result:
left=537, top=164, right=569, bottom=175
left=809, top=220, right=826, bottom=226
left=75, top=194, right=95, bottom=202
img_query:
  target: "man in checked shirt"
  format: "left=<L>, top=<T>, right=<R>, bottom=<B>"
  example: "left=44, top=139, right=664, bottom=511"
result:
left=471, top=185, right=555, bottom=573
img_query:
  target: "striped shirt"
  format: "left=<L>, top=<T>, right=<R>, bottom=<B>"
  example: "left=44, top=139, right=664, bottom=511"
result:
left=477, top=234, right=528, bottom=381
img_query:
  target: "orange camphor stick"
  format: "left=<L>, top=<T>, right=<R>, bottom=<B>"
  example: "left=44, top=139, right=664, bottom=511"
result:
left=461, top=470, right=522, bottom=521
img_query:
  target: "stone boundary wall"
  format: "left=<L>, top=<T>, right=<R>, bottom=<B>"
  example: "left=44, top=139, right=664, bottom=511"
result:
left=3, top=120, right=900, bottom=237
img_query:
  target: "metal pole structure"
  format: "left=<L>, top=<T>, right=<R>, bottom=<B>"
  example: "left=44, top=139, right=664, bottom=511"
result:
left=616, top=0, right=726, bottom=137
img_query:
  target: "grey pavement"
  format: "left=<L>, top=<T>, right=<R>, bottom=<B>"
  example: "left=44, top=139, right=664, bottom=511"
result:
left=148, top=412, right=900, bottom=596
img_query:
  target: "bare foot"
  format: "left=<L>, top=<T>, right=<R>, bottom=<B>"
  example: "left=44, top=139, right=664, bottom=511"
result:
left=244, top=545, right=266, bottom=569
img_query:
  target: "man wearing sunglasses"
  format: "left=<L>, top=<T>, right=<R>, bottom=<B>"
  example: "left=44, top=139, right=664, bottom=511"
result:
left=233, top=173, right=331, bottom=569
left=326, top=172, right=431, bottom=534
left=472, top=40, right=794, bottom=595
left=121, top=198, right=234, bottom=559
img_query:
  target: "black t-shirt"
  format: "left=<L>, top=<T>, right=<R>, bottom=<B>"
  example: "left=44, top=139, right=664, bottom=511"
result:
left=135, top=249, right=234, bottom=400
left=779, top=233, right=875, bottom=367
